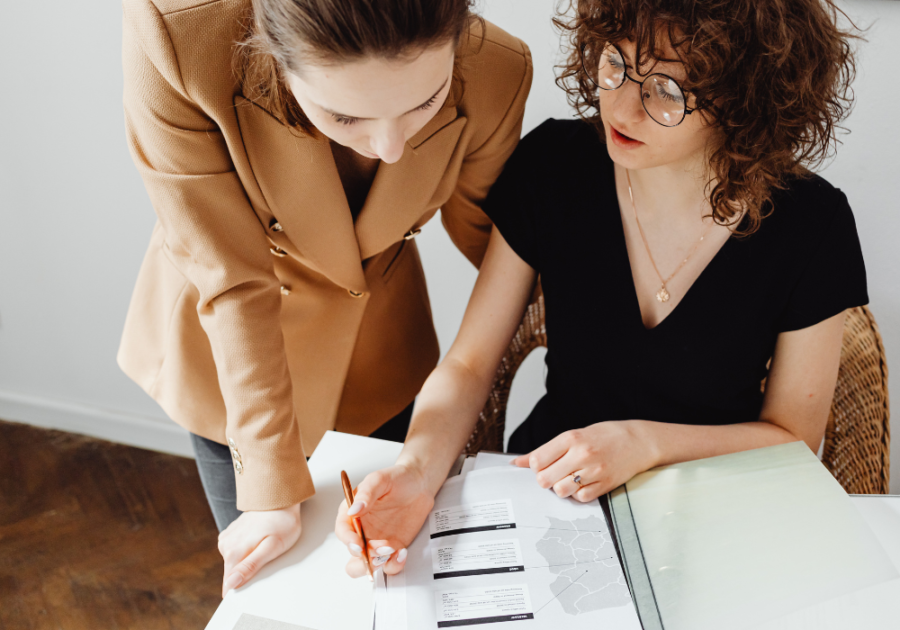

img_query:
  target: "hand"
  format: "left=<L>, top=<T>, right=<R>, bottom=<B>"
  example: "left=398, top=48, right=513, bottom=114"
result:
left=512, top=421, right=659, bottom=502
left=334, top=463, right=436, bottom=578
left=218, top=503, right=302, bottom=597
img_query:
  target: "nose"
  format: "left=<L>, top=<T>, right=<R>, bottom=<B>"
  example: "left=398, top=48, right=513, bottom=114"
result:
left=610, top=75, right=646, bottom=125
left=370, top=123, right=407, bottom=164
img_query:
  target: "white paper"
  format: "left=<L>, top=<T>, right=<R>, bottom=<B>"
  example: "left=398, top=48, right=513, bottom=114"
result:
left=473, top=452, right=518, bottom=470
left=436, top=584, right=534, bottom=627
left=381, top=467, right=641, bottom=629
left=430, top=499, right=516, bottom=537
left=460, top=457, right=477, bottom=476
left=206, top=432, right=400, bottom=630
left=433, top=539, right=525, bottom=579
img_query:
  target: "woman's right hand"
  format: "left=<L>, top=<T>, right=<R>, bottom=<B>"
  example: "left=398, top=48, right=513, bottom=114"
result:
left=334, top=463, right=436, bottom=577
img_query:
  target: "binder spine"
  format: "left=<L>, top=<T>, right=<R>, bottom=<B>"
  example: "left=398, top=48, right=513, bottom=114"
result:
left=608, top=486, right=665, bottom=630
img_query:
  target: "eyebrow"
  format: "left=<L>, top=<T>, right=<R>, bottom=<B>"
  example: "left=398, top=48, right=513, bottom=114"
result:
left=320, top=75, right=451, bottom=121
left=620, top=49, right=683, bottom=72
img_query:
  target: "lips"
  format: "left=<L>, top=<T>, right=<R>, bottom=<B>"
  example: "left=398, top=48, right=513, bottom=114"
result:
left=610, top=125, right=644, bottom=148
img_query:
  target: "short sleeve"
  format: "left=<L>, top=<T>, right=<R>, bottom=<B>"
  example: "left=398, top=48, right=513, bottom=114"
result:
left=777, top=191, right=868, bottom=332
left=481, top=120, right=559, bottom=271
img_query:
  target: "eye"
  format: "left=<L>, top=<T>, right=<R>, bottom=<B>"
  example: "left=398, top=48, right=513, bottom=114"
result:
left=608, top=52, right=625, bottom=70
left=653, top=79, right=684, bottom=105
left=413, top=95, right=438, bottom=113
left=333, top=115, right=359, bottom=126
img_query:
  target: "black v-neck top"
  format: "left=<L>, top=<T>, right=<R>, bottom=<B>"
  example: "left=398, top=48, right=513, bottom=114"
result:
left=482, top=119, right=869, bottom=453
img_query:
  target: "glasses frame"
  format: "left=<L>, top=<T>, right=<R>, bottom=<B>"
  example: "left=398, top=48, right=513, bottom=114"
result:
left=582, top=43, right=696, bottom=128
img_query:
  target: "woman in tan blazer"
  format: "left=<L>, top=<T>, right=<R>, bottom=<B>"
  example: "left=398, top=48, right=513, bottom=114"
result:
left=119, top=0, right=531, bottom=594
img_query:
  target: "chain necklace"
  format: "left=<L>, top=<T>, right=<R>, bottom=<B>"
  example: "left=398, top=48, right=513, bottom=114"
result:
left=626, top=169, right=713, bottom=303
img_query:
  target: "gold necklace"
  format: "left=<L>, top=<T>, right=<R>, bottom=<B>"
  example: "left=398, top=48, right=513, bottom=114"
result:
left=626, top=169, right=712, bottom=303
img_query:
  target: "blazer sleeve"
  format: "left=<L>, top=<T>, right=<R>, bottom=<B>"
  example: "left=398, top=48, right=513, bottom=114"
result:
left=440, top=38, right=534, bottom=268
left=122, top=1, right=313, bottom=511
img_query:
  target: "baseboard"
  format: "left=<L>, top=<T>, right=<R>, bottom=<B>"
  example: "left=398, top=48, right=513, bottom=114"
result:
left=0, top=390, right=193, bottom=458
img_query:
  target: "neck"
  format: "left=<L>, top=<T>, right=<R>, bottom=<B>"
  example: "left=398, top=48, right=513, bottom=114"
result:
left=625, top=152, right=712, bottom=224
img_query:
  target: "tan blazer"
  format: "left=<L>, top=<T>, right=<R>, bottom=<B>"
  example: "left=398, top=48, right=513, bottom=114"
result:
left=118, top=0, right=533, bottom=510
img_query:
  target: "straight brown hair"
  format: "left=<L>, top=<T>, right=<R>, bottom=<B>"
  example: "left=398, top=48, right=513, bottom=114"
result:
left=236, top=0, right=476, bottom=133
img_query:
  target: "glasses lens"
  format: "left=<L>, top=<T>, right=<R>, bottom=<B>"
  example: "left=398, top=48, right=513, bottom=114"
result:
left=595, top=45, right=626, bottom=90
left=642, top=74, right=687, bottom=126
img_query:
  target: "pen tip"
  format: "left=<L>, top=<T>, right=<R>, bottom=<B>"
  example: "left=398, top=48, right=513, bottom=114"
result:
left=368, top=575, right=374, bottom=582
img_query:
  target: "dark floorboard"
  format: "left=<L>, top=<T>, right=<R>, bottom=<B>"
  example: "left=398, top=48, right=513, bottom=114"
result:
left=0, top=420, right=221, bottom=629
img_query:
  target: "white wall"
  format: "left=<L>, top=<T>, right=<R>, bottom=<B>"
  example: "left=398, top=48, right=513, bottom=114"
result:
left=1, top=1, right=898, bottom=491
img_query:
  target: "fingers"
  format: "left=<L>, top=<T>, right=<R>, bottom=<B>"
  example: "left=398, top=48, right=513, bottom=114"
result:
left=335, top=471, right=390, bottom=557
left=219, top=527, right=258, bottom=579
left=369, top=540, right=395, bottom=568
left=383, top=547, right=409, bottom=575
left=350, top=470, right=392, bottom=518
left=551, top=470, right=585, bottom=499
left=222, top=535, right=285, bottom=597
left=345, top=556, right=371, bottom=579
left=526, top=432, right=572, bottom=474
left=511, top=454, right=530, bottom=468
left=334, top=501, right=364, bottom=549
left=343, top=541, right=410, bottom=579
left=573, top=480, right=608, bottom=504
left=343, top=546, right=408, bottom=579
left=534, top=449, right=582, bottom=491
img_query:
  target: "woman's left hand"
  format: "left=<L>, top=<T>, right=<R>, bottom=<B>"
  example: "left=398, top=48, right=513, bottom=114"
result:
left=512, top=420, right=659, bottom=502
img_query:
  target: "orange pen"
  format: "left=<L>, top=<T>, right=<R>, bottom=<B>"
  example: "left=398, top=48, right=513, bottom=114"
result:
left=341, top=470, right=375, bottom=582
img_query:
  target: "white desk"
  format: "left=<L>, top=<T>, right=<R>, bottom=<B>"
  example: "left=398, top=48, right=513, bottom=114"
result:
left=206, top=433, right=900, bottom=630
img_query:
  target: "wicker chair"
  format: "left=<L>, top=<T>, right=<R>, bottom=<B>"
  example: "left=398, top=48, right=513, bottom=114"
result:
left=464, top=297, right=891, bottom=495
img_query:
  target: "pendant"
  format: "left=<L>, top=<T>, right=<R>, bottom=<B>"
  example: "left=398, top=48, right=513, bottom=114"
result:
left=656, top=286, right=670, bottom=303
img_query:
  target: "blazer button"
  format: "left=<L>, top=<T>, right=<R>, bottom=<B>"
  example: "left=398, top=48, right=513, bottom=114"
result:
left=270, top=246, right=287, bottom=258
left=348, top=289, right=365, bottom=298
left=404, top=227, right=422, bottom=240
left=227, top=437, right=243, bottom=474
left=269, top=217, right=284, bottom=232
left=280, top=286, right=291, bottom=296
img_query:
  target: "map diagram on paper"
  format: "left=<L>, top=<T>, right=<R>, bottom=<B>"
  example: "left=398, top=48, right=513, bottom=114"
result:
left=535, top=515, right=632, bottom=615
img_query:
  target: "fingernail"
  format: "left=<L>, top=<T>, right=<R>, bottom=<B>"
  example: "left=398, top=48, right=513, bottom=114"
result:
left=372, top=555, right=389, bottom=566
left=224, top=573, right=242, bottom=593
left=349, top=543, right=362, bottom=557
left=397, top=548, right=408, bottom=564
left=375, top=546, right=394, bottom=556
left=347, top=501, right=366, bottom=516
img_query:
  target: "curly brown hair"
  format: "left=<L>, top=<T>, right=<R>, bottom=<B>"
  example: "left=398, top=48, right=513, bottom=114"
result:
left=555, top=0, right=860, bottom=234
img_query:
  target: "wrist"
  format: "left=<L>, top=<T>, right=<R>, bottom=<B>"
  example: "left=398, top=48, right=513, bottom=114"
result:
left=631, top=420, right=664, bottom=470
left=396, top=452, right=447, bottom=497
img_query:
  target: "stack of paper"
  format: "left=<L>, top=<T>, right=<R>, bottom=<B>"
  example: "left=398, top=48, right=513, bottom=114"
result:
left=374, top=460, right=642, bottom=629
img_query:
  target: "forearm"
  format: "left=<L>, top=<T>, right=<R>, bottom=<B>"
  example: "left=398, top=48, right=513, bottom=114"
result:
left=640, top=419, right=807, bottom=470
left=396, top=358, right=494, bottom=495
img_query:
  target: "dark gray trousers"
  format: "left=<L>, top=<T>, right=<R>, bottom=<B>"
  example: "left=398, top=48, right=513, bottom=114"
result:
left=190, top=402, right=414, bottom=532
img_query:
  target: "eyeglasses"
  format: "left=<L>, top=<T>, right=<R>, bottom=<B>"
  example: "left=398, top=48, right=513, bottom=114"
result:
left=582, top=43, right=696, bottom=128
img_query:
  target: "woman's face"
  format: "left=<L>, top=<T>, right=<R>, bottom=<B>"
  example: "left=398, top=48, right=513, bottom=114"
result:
left=597, top=39, right=717, bottom=172
left=286, top=42, right=456, bottom=164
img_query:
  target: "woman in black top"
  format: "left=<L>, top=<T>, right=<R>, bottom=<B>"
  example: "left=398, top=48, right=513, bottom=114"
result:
left=336, top=0, right=867, bottom=575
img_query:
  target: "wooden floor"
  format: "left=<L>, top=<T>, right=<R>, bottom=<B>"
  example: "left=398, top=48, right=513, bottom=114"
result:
left=0, top=420, right=222, bottom=629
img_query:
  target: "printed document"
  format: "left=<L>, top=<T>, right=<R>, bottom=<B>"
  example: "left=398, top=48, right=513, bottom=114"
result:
left=374, top=466, right=641, bottom=629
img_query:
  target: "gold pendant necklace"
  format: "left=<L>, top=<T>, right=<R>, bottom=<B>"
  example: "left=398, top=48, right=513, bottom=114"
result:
left=626, top=169, right=711, bottom=303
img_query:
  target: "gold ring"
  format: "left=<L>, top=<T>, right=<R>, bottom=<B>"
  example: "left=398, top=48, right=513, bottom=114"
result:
left=571, top=473, right=583, bottom=487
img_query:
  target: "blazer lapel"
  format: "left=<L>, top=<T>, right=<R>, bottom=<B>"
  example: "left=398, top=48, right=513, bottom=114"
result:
left=355, top=107, right=468, bottom=260
left=233, top=95, right=367, bottom=293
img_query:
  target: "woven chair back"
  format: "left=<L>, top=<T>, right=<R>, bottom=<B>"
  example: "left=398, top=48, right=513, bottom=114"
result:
left=465, top=298, right=891, bottom=495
